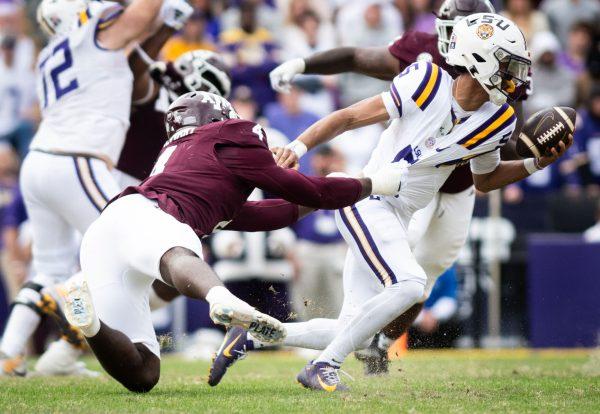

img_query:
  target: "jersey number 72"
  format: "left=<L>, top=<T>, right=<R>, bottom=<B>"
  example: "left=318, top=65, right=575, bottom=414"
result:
left=38, top=38, right=79, bottom=108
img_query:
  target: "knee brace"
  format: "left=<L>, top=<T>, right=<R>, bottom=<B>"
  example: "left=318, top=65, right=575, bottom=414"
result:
left=11, top=282, right=85, bottom=349
left=11, top=282, right=45, bottom=315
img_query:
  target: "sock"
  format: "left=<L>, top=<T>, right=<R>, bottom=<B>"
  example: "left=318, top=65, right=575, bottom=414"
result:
left=205, top=286, right=239, bottom=306
left=80, top=314, right=100, bottom=338
left=316, top=280, right=424, bottom=366
left=0, top=304, right=41, bottom=357
left=247, top=318, right=340, bottom=350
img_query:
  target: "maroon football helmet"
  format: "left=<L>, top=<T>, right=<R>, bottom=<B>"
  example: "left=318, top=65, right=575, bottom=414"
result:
left=165, top=91, right=239, bottom=139
left=435, top=0, right=495, bottom=58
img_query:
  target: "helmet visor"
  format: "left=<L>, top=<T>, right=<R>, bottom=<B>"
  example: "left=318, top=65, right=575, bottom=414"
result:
left=489, top=48, right=531, bottom=101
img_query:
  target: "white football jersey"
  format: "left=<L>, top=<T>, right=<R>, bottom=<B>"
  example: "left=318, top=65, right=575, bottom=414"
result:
left=30, top=2, right=133, bottom=163
left=366, top=61, right=516, bottom=216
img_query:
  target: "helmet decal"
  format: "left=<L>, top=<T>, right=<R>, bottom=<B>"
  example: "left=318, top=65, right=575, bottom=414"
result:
left=476, top=24, right=494, bottom=40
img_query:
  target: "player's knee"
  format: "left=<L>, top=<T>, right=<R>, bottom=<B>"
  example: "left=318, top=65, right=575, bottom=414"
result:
left=123, top=370, right=160, bottom=393
left=388, top=280, right=425, bottom=305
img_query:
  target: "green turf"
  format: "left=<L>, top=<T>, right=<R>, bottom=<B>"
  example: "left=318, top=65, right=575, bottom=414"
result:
left=1, top=349, right=598, bottom=413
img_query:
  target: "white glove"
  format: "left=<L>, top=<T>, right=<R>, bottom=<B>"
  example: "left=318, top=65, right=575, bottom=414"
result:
left=364, top=163, right=408, bottom=196
left=160, top=0, right=193, bottom=31
left=269, top=58, right=306, bottom=93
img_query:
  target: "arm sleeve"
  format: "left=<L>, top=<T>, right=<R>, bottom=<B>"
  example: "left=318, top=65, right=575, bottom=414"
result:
left=470, top=149, right=501, bottom=175
left=225, top=200, right=300, bottom=232
left=218, top=145, right=363, bottom=209
left=380, top=61, right=441, bottom=119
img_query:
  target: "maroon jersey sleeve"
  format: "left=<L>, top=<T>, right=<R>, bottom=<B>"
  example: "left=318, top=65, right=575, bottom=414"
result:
left=388, top=30, right=452, bottom=73
left=216, top=130, right=363, bottom=209
left=225, top=200, right=299, bottom=232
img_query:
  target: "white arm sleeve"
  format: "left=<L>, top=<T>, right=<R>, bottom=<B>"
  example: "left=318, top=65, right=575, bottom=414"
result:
left=470, top=149, right=501, bottom=175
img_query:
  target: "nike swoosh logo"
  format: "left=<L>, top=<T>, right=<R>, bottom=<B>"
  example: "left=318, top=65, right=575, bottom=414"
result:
left=436, top=146, right=450, bottom=152
left=317, top=374, right=337, bottom=392
left=223, top=333, right=242, bottom=358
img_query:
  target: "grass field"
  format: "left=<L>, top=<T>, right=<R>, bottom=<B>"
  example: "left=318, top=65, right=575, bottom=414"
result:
left=1, top=349, right=598, bottom=413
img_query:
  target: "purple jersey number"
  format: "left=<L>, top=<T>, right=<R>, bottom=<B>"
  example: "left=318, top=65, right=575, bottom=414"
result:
left=39, top=38, right=79, bottom=108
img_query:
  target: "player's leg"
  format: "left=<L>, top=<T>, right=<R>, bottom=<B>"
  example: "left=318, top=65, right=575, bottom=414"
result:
left=354, top=194, right=439, bottom=374
left=63, top=195, right=285, bottom=391
left=380, top=187, right=475, bottom=339
left=0, top=153, right=81, bottom=375
left=208, top=250, right=379, bottom=387
left=297, top=200, right=426, bottom=391
left=32, top=155, right=121, bottom=376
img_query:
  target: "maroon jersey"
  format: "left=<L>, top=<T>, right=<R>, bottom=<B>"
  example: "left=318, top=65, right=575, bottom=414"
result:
left=116, top=96, right=166, bottom=181
left=388, top=31, right=527, bottom=194
left=119, top=119, right=363, bottom=237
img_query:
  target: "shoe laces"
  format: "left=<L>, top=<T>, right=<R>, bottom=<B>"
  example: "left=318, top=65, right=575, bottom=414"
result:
left=232, top=347, right=247, bottom=361
left=318, top=365, right=354, bottom=384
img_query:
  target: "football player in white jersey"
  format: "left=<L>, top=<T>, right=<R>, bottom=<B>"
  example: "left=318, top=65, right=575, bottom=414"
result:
left=208, top=13, right=573, bottom=391
left=0, top=0, right=167, bottom=376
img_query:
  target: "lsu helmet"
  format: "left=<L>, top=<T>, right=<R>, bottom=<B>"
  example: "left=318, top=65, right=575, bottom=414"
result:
left=37, top=0, right=90, bottom=37
left=165, top=91, right=239, bottom=139
left=435, top=0, right=495, bottom=58
left=150, top=50, right=232, bottom=102
left=446, top=13, right=531, bottom=105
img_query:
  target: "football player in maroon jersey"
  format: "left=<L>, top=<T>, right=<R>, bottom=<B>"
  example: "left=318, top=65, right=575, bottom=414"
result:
left=58, top=91, right=407, bottom=393
left=268, top=0, right=529, bottom=374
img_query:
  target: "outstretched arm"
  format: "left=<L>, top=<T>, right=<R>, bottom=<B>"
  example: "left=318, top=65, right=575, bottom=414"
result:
left=97, top=0, right=164, bottom=51
left=473, top=136, right=572, bottom=193
left=273, top=95, right=389, bottom=168
left=270, top=47, right=398, bottom=93
left=224, top=200, right=315, bottom=232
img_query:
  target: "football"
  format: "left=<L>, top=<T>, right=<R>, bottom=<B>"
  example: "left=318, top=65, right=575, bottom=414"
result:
left=516, top=106, right=576, bottom=158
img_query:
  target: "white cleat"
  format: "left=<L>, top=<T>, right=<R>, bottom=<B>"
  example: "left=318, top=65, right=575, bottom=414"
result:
left=33, top=339, right=100, bottom=378
left=209, top=303, right=286, bottom=343
left=58, top=279, right=96, bottom=331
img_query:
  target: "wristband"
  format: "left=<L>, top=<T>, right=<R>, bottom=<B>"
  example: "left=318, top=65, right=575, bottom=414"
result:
left=286, top=141, right=308, bottom=159
left=524, top=158, right=543, bottom=175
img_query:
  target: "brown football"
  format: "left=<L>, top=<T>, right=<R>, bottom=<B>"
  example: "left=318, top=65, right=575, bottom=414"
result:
left=516, top=107, right=576, bottom=158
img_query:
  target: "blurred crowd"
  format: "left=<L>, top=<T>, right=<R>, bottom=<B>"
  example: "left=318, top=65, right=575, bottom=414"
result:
left=0, top=0, right=599, bottom=352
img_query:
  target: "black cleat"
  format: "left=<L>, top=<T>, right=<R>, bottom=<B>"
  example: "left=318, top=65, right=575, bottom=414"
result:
left=208, top=327, right=248, bottom=386
left=354, top=334, right=390, bottom=376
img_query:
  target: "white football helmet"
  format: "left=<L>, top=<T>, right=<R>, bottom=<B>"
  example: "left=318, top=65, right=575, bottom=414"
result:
left=446, top=13, right=531, bottom=105
left=37, top=0, right=90, bottom=37
left=174, top=50, right=232, bottom=98
left=435, top=0, right=495, bottom=58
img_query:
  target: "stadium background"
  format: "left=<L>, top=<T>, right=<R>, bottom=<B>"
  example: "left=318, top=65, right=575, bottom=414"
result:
left=0, top=0, right=599, bottom=361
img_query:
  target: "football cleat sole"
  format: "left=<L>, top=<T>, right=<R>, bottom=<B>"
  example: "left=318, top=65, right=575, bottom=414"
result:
left=58, top=280, right=95, bottom=330
left=209, top=304, right=285, bottom=343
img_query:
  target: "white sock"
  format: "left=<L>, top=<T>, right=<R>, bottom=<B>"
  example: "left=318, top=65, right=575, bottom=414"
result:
left=316, top=280, right=424, bottom=366
left=205, top=286, right=249, bottom=309
left=248, top=318, right=339, bottom=350
left=0, top=304, right=41, bottom=357
left=80, top=314, right=100, bottom=338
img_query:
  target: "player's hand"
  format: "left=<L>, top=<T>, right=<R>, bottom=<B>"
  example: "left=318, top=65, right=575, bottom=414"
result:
left=269, top=58, right=306, bottom=93
left=365, top=162, right=408, bottom=196
left=271, top=147, right=300, bottom=169
left=538, top=134, right=573, bottom=169
left=160, top=0, right=193, bottom=31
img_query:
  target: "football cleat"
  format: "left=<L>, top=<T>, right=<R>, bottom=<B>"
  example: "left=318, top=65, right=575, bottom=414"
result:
left=207, top=327, right=248, bottom=386
left=58, top=279, right=96, bottom=331
left=209, top=303, right=285, bottom=344
left=297, top=361, right=349, bottom=392
left=0, top=352, right=27, bottom=377
left=354, top=334, right=390, bottom=376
